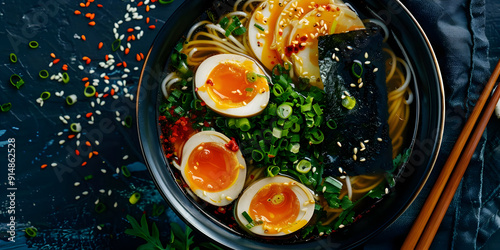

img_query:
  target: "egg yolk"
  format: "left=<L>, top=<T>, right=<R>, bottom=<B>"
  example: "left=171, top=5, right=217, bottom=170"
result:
left=249, top=183, right=300, bottom=234
left=186, top=142, right=241, bottom=192
left=198, top=60, right=269, bottom=109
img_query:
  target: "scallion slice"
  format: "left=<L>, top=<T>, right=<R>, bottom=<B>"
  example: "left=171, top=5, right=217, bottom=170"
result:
left=29, top=41, right=39, bottom=49
left=40, top=91, right=51, bottom=100
left=1, top=103, right=12, bottom=112
left=111, top=39, right=121, bottom=52
left=62, top=72, right=70, bottom=84
left=277, top=103, right=293, bottom=119
left=66, top=94, right=77, bottom=105
left=70, top=123, right=82, bottom=133
left=39, top=70, right=49, bottom=79
left=10, top=74, right=24, bottom=89
left=9, top=53, right=17, bottom=63
left=296, top=159, right=312, bottom=174
left=84, top=86, right=96, bottom=97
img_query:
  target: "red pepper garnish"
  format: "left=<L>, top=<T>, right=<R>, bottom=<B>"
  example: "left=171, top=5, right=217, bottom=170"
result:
left=206, top=79, right=214, bottom=86
left=225, top=137, right=239, bottom=152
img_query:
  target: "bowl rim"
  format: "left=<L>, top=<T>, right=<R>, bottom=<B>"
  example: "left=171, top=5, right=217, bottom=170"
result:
left=136, top=0, right=445, bottom=248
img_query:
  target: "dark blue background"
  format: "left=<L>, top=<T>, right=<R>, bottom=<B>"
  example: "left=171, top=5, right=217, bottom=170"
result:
left=0, top=0, right=499, bottom=249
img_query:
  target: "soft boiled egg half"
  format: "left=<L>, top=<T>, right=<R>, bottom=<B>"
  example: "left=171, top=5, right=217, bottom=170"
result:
left=248, top=0, right=364, bottom=89
left=235, top=176, right=316, bottom=236
left=177, top=131, right=246, bottom=206
left=195, top=54, right=270, bottom=118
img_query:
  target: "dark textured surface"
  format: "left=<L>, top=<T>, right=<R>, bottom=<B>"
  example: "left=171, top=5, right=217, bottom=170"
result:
left=0, top=0, right=498, bottom=249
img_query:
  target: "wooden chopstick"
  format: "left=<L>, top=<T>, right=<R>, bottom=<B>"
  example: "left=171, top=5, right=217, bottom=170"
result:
left=415, top=67, right=500, bottom=248
left=401, top=58, right=500, bottom=250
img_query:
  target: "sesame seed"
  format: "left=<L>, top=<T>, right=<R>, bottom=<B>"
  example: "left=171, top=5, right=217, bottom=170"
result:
left=75, top=196, right=81, bottom=200
left=99, top=189, right=105, bottom=193
left=123, top=155, right=129, bottom=160
left=339, top=224, right=345, bottom=228
left=353, top=147, right=358, bottom=154
left=101, top=169, right=107, bottom=174
left=364, top=140, right=370, bottom=143
left=108, top=190, right=112, bottom=196
left=350, top=83, right=356, bottom=87
left=116, top=168, right=120, bottom=174
left=347, top=46, right=353, bottom=50
left=365, top=61, right=371, bottom=65
left=114, top=202, right=118, bottom=208
left=358, top=82, right=364, bottom=88
left=337, top=141, right=342, bottom=147
left=385, top=188, right=389, bottom=194
left=97, top=225, right=102, bottom=230
left=373, top=68, right=379, bottom=73
left=377, top=137, right=383, bottom=141
left=322, top=186, right=327, bottom=193
left=74, top=182, right=80, bottom=186
left=338, top=167, right=343, bottom=173
left=365, top=52, right=369, bottom=58
left=360, top=157, right=366, bottom=162
left=335, top=47, right=340, bottom=51
left=353, top=155, right=357, bottom=161
left=360, top=142, right=366, bottom=148
left=82, top=191, right=89, bottom=195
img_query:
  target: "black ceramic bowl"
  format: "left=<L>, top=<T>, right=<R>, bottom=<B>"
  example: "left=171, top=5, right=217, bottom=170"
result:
left=136, top=0, right=444, bottom=248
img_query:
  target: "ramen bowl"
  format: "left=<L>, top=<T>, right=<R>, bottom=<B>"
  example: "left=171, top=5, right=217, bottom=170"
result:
left=136, top=0, right=444, bottom=248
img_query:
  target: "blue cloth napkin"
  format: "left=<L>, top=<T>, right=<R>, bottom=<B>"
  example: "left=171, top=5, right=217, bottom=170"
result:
left=367, top=0, right=500, bottom=248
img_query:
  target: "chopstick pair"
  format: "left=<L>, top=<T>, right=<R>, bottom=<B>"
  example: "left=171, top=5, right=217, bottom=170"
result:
left=401, top=59, right=500, bottom=249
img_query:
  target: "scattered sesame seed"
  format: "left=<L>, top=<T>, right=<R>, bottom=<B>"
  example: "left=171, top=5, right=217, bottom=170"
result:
left=82, top=191, right=89, bottom=195
left=114, top=202, right=118, bottom=208
left=339, top=224, right=345, bottom=228
left=365, top=61, right=371, bottom=65
left=99, top=189, right=105, bottom=193
left=373, top=68, right=379, bottom=73
left=337, top=141, right=342, bottom=147
left=365, top=52, right=368, bottom=58
left=338, top=167, right=343, bottom=173
left=108, top=190, right=112, bottom=196
left=75, top=196, right=81, bottom=200
left=347, top=46, right=353, bottom=50
left=360, top=157, right=366, bottom=162
left=74, top=182, right=80, bottom=187
left=353, top=155, right=357, bottom=161
left=377, top=137, right=383, bottom=141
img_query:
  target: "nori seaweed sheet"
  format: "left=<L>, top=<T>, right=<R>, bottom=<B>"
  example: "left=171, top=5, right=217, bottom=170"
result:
left=318, top=24, right=393, bottom=176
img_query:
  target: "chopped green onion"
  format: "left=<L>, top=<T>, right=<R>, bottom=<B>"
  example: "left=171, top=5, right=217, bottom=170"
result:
left=159, top=0, right=174, bottom=3
left=242, top=211, right=253, bottom=224
left=84, top=85, right=96, bottom=97
left=84, top=174, right=93, bottom=180
left=219, top=17, right=229, bottom=29
left=62, top=72, right=70, bottom=84
left=9, top=53, right=17, bottom=63
left=40, top=91, right=51, bottom=100
left=325, top=176, right=343, bottom=189
left=254, top=23, right=265, bottom=31
left=124, top=115, right=133, bottom=128
left=29, top=41, right=39, bottom=49
left=70, top=123, right=82, bottom=133
left=245, top=88, right=254, bottom=92
left=236, top=118, right=251, bottom=132
left=352, top=60, right=363, bottom=78
left=327, top=119, right=337, bottom=129
left=25, top=227, right=37, bottom=237
left=267, top=165, right=280, bottom=177
left=342, top=96, right=356, bottom=110
left=277, top=103, right=293, bottom=119
left=129, top=192, right=141, bottom=205
left=289, top=143, right=300, bottom=153
left=330, top=19, right=339, bottom=34
left=252, top=149, right=264, bottom=161
left=272, top=84, right=284, bottom=96
left=111, top=39, right=121, bottom=52
left=1, top=103, right=12, bottom=112
left=10, top=74, right=24, bottom=89
left=246, top=71, right=257, bottom=83
left=39, top=70, right=49, bottom=79
left=301, top=103, right=312, bottom=112
left=152, top=204, right=165, bottom=216
left=272, top=127, right=282, bottom=138
left=192, top=99, right=203, bottom=110
left=296, top=159, right=312, bottom=174
left=66, top=94, right=77, bottom=105
left=308, top=129, right=324, bottom=144
left=95, top=202, right=106, bottom=213
left=121, top=165, right=131, bottom=177
left=312, top=103, right=323, bottom=116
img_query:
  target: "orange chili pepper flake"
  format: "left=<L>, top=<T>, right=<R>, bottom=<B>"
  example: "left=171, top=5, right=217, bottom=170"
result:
left=90, top=13, right=95, bottom=20
left=138, top=1, right=143, bottom=7
left=50, top=53, right=56, bottom=58
left=89, top=152, right=93, bottom=159
left=98, top=42, right=103, bottom=49
left=93, top=151, right=99, bottom=155
left=81, top=35, right=86, bottom=41
left=82, top=77, right=89, bottom=82
left=149, top=25, right=156, bottom=29
left=81, top=161, right=87, bottom=166
left=84, top=82, right=90, bottom=87
left=75, top=149, right=80, bottom=156
left=105, top=54, right=109, bottom=61
left=68, top=134, right=76, bottom=139
left=146, top=17, right=150, bottom=24
left=111, top=89, right=115, bottom=95
left=74, top=10, right=81, bottom=15
left=85, top=1, right=90, bottom=7
left=88, top=21, right=96, bottom=26
left=62, top=64, right=68, bottom=71
left=79, top=3, right=85, bottom=7
left=124, top=48, right=130, bottom=55
left=86, top=112, right=93, bottom=118
left=127, top=36, right=132, bottom=42
left=97, top=4, right=103, bottom=7
left=127, top=28, right=134, bottom=33
left=123, top=61, right=128, bottom=68
left=104, top=75, right=110, bottom=80
left=140, top=53, right=144, bottom=59
left=136, top=53, right=141, bottom=62
left=41, top=164, right=48, bottom=169
left=116, top=62, right=122, bottom=67
left=86, top=141, right=92, bottom=147
left=95, top=92, right=99, bottom=97
left=53, top=58, right=60, bottom=64
left=131, top=34, right=136, bottom=41
left=85, top=13, right=91, bottom=18
left=102, top=93, right=109, bottom=98
left=146, top=5, right=150, bottom=12
left=82, top=56, right=89, bottom=61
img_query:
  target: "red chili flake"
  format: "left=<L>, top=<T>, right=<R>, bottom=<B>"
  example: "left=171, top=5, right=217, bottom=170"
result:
left=50, top=53, right=56, bottom=58
left=217, top=207, right=226, bottom=214
left=84, top=82, right=90, bottom=87
left=123, top=61, right=128, bottom=68
left=148, top=25, right=156, bottom=29
left=127, top=36, right=132, bottom=42
left=93, top=151, right=99, bottom=155
left=62, top=64, right=68, bottom=71
left=86, top=58, right=91, bottom=64
left=105, top=54, right=109, bottom=61
left=81, top=77, right=89, bottom=82
left=95, top=92, right=98, bottom=97
left=90, top=13, right=95, bottom=20
left=53, top=58, right=60, bottom=64
left=98, top=42, right=103, bottom=49
left=116, top=62, right=122, bottom=67
left=74, top=10, right=81, bottom=15
left=41, top=164, right=48, bottom=169
left=146, top=17, right=150, bottom=24
left=137, top=1, right=144, bottom=7
left=79, top=3, right=85, bottom=7
left=225, top=137, right=239, bottom=151
left=111, top=89, right=115, bottom=95
left=89, top=152, right=93, bottom=159
left=146, top=5, right=150, bottom=12
left=127, top=28, right=134, bottom=33
left=97, top=4, right=103, bottom=7
left=135, top=53, right=141, bottom=61
left=81, top=161, right=87, bottom=166
left=206, top=79, right=214, bottom=86
left=200, top=101, right=206, bottom=106
left=268, top=154, right=275, bottom=158
left=88, top=21, right=96, bottom=26
left=104, top=75, right=110, bottom=80
left=85, top=13, right=92, bottom=18
left=75, top=149, right=80, bottom=156
left=68, top=134, right=76, bottom=139
left=102, top=93, right=109, bottom=98
left=86, top=112, right=93, bottom=118
left=250, top=174, right=255, bottom=180
left=85, top=1, right=90, bottom=7
left=124, top=48, right=130, bottom=55
left=131, top=34, right=136, bottom=41
left=86, top=141, right=92, bottom=146
left=140, top=53, right=144, bottom=59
